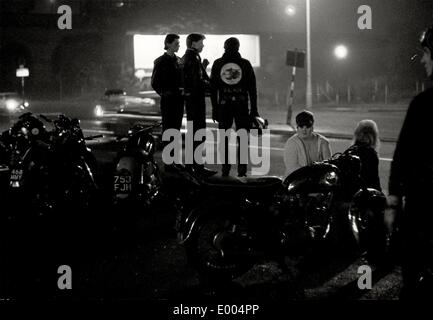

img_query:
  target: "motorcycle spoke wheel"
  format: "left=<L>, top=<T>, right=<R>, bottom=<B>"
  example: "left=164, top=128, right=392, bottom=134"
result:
left=186, top=215, right=252, bottom=282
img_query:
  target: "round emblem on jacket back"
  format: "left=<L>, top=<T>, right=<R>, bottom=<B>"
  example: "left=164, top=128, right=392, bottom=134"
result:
left=220, top=63, right=242, bottom=85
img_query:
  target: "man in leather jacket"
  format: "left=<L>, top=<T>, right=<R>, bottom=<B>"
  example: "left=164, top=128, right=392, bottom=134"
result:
left=386, top=27, right=433, bottom=299
left=151, top=34, right=184, bottom=171
left=181, top=33, right=216, bottom=177
left=210, top=37, right=259, bottom=177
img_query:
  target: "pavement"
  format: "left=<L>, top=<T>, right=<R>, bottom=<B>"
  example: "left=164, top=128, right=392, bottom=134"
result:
left=260, top=103, right=408, bottom=143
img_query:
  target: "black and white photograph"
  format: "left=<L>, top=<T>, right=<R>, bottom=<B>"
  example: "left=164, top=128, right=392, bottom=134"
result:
left=0, top=0, right=432, bottom=314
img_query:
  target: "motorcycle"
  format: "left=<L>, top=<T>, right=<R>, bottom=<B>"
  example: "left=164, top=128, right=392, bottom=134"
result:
left=0, top=113, right=102, bottom=295
left=0, top=113, right=52, bottom=218
left=42, top=113, right=100, bottom=210
left=0, top=112, right=100, bottom=220
left=110, top=121, right=222, bottom=241
left=112, top=122, right=162, bottom=207
left=177, top=148, right=387, bottom=283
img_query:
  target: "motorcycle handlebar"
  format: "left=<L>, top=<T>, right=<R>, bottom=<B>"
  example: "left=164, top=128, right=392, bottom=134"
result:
left=39, top=114, right=53, bottom=123
left=115, top=122, right=162, bottom=141
left=128, top=121, right=162, bottom=137
left=84, top=134, right=103, bottom=140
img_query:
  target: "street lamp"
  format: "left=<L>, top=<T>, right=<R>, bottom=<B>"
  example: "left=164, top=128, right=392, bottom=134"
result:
left=285, top=5, right=296, bottom=16
left=286, top=1, right=312, bottom=109
left=333, top=44, right=349, bottom=103
left=134, top=69, right=146, bottom=81
left=334, top=44, right=348, bottom=60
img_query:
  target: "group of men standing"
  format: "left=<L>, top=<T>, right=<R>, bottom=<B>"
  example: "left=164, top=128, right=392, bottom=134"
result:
left=151, top=33, right=259, bottom=177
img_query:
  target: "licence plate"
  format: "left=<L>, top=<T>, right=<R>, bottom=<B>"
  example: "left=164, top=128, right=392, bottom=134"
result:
left=114, top=174, right=132, bottom=193
left=10, top=169, right=23, bottom=187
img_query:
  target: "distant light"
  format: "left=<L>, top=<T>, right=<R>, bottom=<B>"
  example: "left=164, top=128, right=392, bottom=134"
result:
left=142, top=98, right=156, bottom=106
left=334, top=45, right=348, bottom=59
left=94, top=105, right=104, bottom=117
left=134, top=69, right=146, bottom=80
left=16, top=67, right=29, bottom=77
left=285, top=5, right=296, bottom=16
left=6, top=99, right=18, bottom=111
left=115, top=1, right=124, bottom=7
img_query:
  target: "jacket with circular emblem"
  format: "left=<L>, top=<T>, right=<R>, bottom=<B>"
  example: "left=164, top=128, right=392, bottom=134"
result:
left=210, top=51, right=258, bottom=120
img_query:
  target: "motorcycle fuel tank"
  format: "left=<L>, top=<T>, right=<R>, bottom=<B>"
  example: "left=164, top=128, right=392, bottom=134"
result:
left=283, top=162, right=340, bottom=194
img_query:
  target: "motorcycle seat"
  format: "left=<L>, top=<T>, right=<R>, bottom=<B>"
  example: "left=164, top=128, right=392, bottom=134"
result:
left=202, top=175, right=283, bottom=194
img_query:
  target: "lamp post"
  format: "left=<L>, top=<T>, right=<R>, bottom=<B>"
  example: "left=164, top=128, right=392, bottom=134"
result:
left=286, top=1, right=312, bottom=109
left=305, top=0, right=312, bottom=109
left=333, top=44, right=348, bottom=104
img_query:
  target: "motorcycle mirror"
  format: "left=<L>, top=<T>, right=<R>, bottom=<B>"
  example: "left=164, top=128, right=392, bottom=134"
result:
left=153, top=122, right=162, bottom=129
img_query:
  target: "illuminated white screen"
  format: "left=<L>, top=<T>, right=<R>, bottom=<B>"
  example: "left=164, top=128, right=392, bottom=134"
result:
left=133, top=34, right=260, bottom=71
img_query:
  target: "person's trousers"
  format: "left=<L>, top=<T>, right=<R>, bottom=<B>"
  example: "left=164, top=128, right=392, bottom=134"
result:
left=161, top=93, right=184, bottom=133
left=399, top=196, right=433, bottom=300
left=160, top=93, right=184, bottom=164
left=185, top=94, right=206, bottom=169
left=217, top=103, right=250, bottom=176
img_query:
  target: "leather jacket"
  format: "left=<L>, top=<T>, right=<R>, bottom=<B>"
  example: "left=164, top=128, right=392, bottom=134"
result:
left=151, top=52, right=183, bottom=96
left=181, top=48, right=210, bottom=98
left=210, top=51, right=258, bottom=117
left=389, top=87, right=433, bottom=199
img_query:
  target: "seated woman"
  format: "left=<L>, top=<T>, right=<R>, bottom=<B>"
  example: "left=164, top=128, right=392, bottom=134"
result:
left=346, top=119, right=382, bottom=191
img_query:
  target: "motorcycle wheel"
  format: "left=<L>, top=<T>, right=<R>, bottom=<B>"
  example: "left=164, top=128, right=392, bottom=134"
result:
left=184, top=211, right=254, bottom=284
left=57, top=160, right=98, bottom=222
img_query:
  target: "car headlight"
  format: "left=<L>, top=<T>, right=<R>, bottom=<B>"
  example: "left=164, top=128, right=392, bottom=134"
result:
left=23, top=101, right=29, bottom=108
left=6, top=99, right=19, bottom=111
left=94, top=104, right=104, bottom=117
left=142, top=98, right=156, bottom=106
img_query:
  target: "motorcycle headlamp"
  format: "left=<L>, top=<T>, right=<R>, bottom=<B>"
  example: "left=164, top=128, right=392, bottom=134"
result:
left=287, top=182, right=296, bottom=192
left=139, top=137, right=155, bottom=157
left=20, top=127, right=28, bottom=136
left=323, top=171, right=338, bottom=186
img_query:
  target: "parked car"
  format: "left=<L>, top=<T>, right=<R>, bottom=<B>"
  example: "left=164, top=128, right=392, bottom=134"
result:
left=94, top=88, right=161, bottom=136
left=0, top=92, right=30, bottom=116
left=93, top=89, right=160, bottom=118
